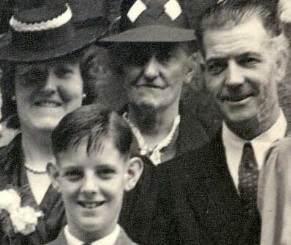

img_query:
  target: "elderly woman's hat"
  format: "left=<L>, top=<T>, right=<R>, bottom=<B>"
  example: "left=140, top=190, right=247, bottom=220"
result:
left=0, top=0, right=109, bottom=62
left=101, top=0, right=218, bottom=43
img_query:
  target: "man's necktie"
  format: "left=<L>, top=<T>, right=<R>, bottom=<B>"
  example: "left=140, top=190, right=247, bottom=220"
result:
left=238, top=142, right=259, bottom=215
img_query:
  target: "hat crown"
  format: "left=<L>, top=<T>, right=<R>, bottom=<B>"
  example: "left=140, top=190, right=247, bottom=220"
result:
left=119, top=0, right=190, bottom=32
left=0, top=0, right=109, bottom=62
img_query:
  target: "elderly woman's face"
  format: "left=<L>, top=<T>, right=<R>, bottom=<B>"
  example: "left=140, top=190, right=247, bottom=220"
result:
left=14, top=60, right=83, bottom=132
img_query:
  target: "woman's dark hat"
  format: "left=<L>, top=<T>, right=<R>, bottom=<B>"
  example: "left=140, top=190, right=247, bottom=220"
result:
left=0, top=0, right=110, bottom=62
left=101, top=0, right=195, bottom=43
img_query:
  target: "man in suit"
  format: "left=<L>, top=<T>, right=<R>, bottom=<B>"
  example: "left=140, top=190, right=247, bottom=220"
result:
left=152, top=1, right=290, bottom=244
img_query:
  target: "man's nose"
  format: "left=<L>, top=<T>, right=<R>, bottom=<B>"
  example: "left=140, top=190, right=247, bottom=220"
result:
left=143, top=55, right=160, bottom=82
left=225, top=60, right=244, bottom=86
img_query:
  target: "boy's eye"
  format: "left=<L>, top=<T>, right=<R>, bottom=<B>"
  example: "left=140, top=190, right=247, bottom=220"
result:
left=63, top=169, right=83, bottom=182
left=97, top=167, right=116, bottom=180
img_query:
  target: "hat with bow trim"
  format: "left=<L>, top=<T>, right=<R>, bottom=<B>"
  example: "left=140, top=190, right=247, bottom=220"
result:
left=101, top=0, right=219, bottom=43
left=0, top=0, right=109, bottom=62
left=101, top=0, right=194, bottom=42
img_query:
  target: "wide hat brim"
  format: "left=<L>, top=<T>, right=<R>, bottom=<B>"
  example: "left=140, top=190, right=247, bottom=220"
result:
left=101, top=25, right=196, bottom=43
left=0, top=24, right=108, bottom=63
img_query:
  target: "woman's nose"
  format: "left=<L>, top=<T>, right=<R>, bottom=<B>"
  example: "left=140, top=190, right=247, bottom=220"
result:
left=143, top=55, right=160, bottom=82
left=42, top=69, right=58, bottom=93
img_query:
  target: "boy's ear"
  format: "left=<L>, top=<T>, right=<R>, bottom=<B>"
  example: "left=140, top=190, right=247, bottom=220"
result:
left=124, top=157, right=144, bottom=192
left=47, top=162, right=61, bottom=192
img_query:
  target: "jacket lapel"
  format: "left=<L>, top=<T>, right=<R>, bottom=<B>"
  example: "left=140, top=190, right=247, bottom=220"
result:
left=114, top=227, right=136, bottom=245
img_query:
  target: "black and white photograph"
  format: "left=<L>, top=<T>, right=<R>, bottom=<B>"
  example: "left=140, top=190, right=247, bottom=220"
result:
left=0, top=0, right=290, bottom=244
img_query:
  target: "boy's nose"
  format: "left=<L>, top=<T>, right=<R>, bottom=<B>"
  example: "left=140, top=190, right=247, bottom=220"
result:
left=81, top=172, right=98, bottom=195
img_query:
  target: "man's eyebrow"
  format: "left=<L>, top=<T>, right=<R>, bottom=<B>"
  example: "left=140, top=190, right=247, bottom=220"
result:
left=236, top=52, right=262, bottom=59
left=206, top=57, right=227, bottom=65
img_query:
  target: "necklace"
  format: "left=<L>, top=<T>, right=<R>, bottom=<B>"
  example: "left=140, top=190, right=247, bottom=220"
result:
left=123, top=112, right=180, bottom=165
left=25, top=164, right=47, bottom=175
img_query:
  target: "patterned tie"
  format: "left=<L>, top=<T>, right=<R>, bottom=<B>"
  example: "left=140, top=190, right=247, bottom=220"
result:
left=238, top=142, right=259, bottom=215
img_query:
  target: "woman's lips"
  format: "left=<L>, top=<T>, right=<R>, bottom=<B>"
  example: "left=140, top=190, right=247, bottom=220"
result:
left=34, top=100, right=62, bottom=107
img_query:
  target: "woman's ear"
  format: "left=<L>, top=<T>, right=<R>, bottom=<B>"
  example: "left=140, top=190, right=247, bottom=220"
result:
left=47, top=162, right=61, bottom=192
left=124, top=157, right=144, bottom=192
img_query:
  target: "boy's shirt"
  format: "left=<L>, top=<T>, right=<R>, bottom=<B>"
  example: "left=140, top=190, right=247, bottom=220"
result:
left=64, top=225, right=121, bottom=245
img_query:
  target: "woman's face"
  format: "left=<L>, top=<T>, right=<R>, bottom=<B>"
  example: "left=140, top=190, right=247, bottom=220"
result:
left=14, top=60, right=84, bottom=133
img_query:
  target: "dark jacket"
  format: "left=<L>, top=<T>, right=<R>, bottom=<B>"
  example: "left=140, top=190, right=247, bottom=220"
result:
left=46, top=227, right=137, bottom=245
left=119, top=103, right=211, bottom=244
left=150, top=133, right=261, bottom=245
left=0, top=134, right=66, bottom=245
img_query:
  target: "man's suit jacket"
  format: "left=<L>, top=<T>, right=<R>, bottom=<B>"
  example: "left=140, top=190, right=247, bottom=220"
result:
left=46, top=227, right=137, bottom=245
left=150, top=133, right=260, bottom=245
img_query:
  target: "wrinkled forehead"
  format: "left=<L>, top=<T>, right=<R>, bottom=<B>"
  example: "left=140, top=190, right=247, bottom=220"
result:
left=203, top=16, right=272, bottom=60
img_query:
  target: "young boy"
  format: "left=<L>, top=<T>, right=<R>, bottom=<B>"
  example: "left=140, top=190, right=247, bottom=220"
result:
left=46, top=104, right=143, bottom=245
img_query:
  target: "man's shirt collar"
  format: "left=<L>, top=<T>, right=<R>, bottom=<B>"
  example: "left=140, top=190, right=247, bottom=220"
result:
left=222, top=110, right=287, bottom=189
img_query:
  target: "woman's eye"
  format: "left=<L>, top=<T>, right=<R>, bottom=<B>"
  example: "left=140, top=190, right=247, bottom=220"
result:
left=55, top=67, right=73, bottom=79
left=22, top=69, right=46, bottom=84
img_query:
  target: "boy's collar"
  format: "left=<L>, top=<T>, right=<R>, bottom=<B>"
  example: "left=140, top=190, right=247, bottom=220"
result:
left=64, top=224, right=121, bottom=245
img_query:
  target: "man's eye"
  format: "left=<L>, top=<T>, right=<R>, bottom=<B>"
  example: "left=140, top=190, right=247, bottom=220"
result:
left=63, top=170, right=83, bottom=181
left=238, top=57, right=260, bottom=68
left=206, top=62, right=226, bottom=75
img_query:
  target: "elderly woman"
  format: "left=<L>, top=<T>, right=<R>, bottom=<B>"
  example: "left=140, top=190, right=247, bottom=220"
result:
left=0, top=1, right=109, bottom=244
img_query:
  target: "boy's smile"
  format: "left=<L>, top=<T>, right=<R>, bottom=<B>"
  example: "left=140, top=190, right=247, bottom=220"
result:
left=55, top=138, right=130, bottom=241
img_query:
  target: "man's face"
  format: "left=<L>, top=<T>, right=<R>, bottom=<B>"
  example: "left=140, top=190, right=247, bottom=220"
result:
left=203, top=16, right=282, bottom=126
left=55, top=138, right=129, bottom=240
left=118, top=43, right=189, bottom=111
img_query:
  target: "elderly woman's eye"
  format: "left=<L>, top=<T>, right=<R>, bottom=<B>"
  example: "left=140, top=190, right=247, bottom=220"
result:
left=55, top=66, right=73, bottom=79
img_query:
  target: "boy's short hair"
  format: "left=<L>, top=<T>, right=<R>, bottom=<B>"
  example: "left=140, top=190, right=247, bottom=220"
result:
left=51, top=104, right=133, bottom=159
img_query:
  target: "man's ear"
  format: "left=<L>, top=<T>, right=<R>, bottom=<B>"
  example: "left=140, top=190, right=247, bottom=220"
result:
left=124, top=157, right=144, bottom=192
left=47, top=162, right=61, bottom=192
left=275, top=48, right=288, bottom=83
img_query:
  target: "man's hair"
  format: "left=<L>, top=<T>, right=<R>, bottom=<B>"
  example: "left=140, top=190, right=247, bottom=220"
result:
left=196, top=1, right=288, bottom=55
left=51, top=104, right=133, bottom=159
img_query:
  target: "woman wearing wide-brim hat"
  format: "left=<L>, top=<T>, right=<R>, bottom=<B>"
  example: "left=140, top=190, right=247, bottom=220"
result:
left=0, top=0, right=109, bottom=244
